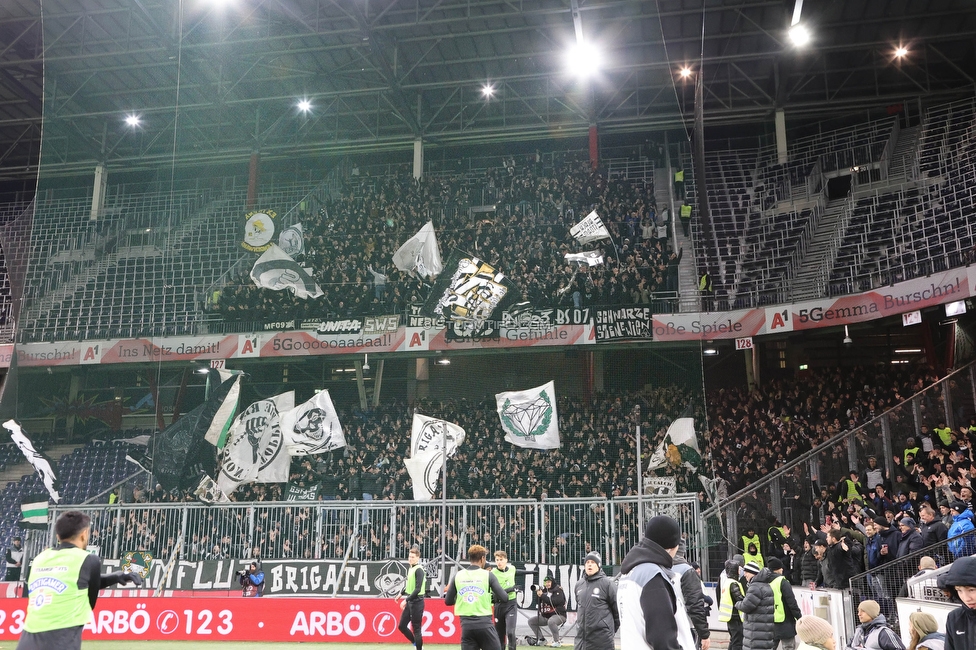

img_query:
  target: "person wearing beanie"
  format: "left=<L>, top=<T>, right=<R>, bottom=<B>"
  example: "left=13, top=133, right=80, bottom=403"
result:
left=937, top=556, right=976, bottom=649
left=672, top=544, right=712, bottom=650
left=766, top=556, right=801, bottom=650
left=795, top=615, right=835, bottom=650
left=616, top=515, right=695, bottom=650
left=719, top=557, right=748, bottom=650
left=948, top=502, right=976, bottom=560
left=735, top=561, right=777, bottom=650
left=846, top=599, right=901, bottom=650
left=896, top=517, right=923, bottom=559
left=528, top=575, right=567, bottom=647
left=573, top=551, right=618, bottom=650
left=906, top=611, right=944, bottom=650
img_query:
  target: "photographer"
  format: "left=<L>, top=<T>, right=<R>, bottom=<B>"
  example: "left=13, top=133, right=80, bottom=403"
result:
left=528, top=575, right=567, bottom=646
left=238, top=561, right=265, bottom=597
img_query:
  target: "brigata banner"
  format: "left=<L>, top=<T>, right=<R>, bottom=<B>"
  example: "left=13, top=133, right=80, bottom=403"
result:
left=0, top=597, right=461, bottom=643
left=594, top=307, right=652, bottom=341
left=651, top=266, right=975, bottom=341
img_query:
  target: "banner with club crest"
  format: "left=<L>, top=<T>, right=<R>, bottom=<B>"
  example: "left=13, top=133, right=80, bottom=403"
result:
left=495, top=381, right=561, bottom=449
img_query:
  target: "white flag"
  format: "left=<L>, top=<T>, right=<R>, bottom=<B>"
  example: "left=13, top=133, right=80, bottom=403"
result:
left=218, top=392, right=294, bottom=494
left=278, top=223, right=305, bottom=257
left=204, top=374, right=241, bottom=448
left=564, top=250, right=605, bottom=267
left=495, top=381, right=560, bottom=449
left=6, top=420, right=59, bottom=502
left=405, top=414, right=465, bottom=500
left=646, top=417, right=701, bottom=471
left=570, top=210, right=611, bottom=245
left=193, top=474, right=230, bottom=504
left=250, top=244, right=323, bottom=299
left=281, top=390, right=346, bottom=456
left=392, top=221, right=443, bottom=280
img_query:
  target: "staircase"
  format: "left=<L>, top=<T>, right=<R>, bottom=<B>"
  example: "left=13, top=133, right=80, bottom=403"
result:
left=789, top=198, right=850, bottom=300
left=655, top=167, right=699, bottom=309
left=886, top=125, right=921, bottom=182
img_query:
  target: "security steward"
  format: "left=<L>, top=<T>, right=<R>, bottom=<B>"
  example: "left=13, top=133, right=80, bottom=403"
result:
left=396, top=546, right=426, bottom=650
left=445, top=544, right=508, bottom=650
left=766, top=557, right=801, bottom=650
left=490, top=550, right=529, bottom=650
left=718, top=558, right=747, bottom=650
left=18, top=510, right=143, bottom=650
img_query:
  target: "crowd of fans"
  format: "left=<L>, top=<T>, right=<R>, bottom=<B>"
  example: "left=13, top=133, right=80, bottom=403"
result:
left=213, top=156, right=673, bottom=324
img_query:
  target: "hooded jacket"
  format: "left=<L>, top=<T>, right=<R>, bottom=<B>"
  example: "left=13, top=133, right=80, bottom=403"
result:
left=673, top=559, right=711, bottom=643
left=617, top=537, right=695, bottom=650
left=948, top=510, right=976, bottom=559
left=846, top=614, right=904, bottom=650
left=735, top=567, right=777, bottom=650
left=573, top=567, right=618, bottom=650
left=940, top=555, right=976, bottom=650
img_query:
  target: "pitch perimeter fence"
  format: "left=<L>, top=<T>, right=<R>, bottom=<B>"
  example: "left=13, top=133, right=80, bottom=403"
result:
left=38, top=493, right=704, bottom=592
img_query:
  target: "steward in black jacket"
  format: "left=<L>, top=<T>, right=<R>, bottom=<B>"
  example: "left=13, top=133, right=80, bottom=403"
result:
left=573, top=552, right=618, bottom=650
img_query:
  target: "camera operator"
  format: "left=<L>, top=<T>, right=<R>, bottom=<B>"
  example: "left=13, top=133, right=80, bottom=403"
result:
left=238, top=561, right=265, bottom=597
left=528, top=575, right=567, bottom=646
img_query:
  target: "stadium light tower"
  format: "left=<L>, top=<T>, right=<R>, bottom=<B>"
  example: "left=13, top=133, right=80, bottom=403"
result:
left=297, top=99, right=312, bottom=113
left=124, top=114, right=141, bottom=128
left=481, top=83, right=495, bottom=98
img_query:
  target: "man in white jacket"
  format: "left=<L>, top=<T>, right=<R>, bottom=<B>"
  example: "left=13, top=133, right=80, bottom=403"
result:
left=616, top=515, right=696, bottom=650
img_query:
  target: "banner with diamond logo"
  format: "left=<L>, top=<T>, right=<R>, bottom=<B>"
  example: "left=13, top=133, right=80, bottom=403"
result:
left=495, top=381, right=560, bottom=449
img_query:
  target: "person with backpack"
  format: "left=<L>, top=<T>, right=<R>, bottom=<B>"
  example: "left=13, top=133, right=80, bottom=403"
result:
left=845, top=600, right=905, bottom=650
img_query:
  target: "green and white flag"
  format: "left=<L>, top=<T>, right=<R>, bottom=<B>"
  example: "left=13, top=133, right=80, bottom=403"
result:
left=19, top=494, right=48, bottom=529
left=205, top=373, right=242, bottom=448
left=647, top=416, right=701, bottom=471
left=496, top=381, right=561, bottom=449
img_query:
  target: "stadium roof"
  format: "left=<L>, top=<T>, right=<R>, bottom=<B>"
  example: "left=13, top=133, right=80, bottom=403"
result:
left=2, top=0, right=976, bottom=181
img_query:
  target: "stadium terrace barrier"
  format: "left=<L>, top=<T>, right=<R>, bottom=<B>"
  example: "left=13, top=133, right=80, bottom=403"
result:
left=44, top=493, right=705, bottom=579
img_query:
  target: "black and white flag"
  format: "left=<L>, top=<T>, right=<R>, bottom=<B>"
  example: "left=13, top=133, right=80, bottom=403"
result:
left=564, top=250, right=605, bottom=267
left=280, top=390, right=346, bottom=456
left=404, top=414, right=465, bottom=500
left=5, top=420, right=59, bottom=502
left=218, top=392, right=294, bottom=494
left=250, top=244, right=323, bottom=299
left=278, top=223, right=305, bottom=258
left=570, top=210, right=611, bottom=245
left=424, top=251, right=519, bottom=333
left=192, top=474, right=230, bottom=505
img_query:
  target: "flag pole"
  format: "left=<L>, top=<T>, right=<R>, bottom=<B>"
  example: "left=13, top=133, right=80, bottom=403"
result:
left=635, top=405, right=644, bottom=537
left=440, top=423, right=448, bottom=596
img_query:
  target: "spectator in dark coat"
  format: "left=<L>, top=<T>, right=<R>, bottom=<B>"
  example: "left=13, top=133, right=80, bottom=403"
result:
left=918, top=505, right=948, bottom=547
left=799, top=539, right=820, bottom=587
left=896, top=518, right=924, bottom=559
left=822, top=530, right=856, bottom=589
left=938, top=556, right=976, bottom=650
left=674, top=548, right=711, bottom=650
left=767, top=558, right=802, bottom=650
left=573, top=551, right=618, bottom=650
left=736, top=562, right=777, bottom=650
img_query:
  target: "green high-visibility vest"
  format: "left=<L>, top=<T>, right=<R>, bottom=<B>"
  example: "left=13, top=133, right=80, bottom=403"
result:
left=24, top=546, right=92, bottom=633
left=935, top=426, right=952, bottom=446
left=770, top=575, right=787, bottom=623
left=453, top=568, right=493, bottom=617
left=743, top=551, right=764, bottom=569
left=741, top=533, right=761, bottom=553
left=903, top=446, right=920, bottom=464
left=495, top=565, right=517, bottom=594
left=680, top=204, right=692, bottom=218
left=839, top=479, right=861, bottom=502
left=674, top=170, right=684, bottom=182
left=406, top=563, right=426, bottom=596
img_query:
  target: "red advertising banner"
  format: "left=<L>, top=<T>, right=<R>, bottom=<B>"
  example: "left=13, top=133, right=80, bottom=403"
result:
left=0, top=597, right=461, bottom=643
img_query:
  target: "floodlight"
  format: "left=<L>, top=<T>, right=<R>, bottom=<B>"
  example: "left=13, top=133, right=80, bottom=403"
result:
left=482, top=83, right=495, bottom=98
left=894, top=46, right=908, bottom=58
left=788, top=24, right=811, bottom=47
left=843, top=325, right=853, bottom=346
left=679, top=67, right=692, bottom=78
left=297, top=99, right=312, bottom=113
left=435, top=357, right=451, bottom=366
left=124, top=114, right=141, bottom=127
left=703, top=346, right=718, bottom=356
left=565, top=41, right=601, bottom=78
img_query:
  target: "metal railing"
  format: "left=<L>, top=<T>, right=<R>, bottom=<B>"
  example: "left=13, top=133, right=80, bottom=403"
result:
left=36, top=493, right=704, bottom=576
